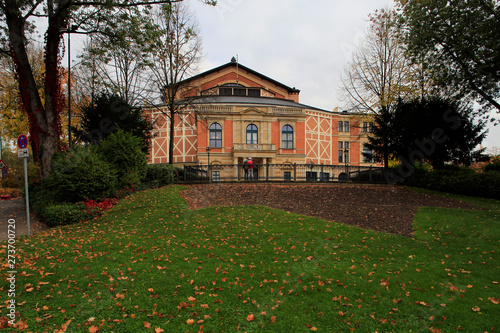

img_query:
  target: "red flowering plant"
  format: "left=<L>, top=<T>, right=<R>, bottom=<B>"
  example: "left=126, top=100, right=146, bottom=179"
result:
left=82, top=197, right=118, bottom=217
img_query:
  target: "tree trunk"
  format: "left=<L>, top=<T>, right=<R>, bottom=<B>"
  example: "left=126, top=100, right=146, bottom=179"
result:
left=169, top=107, right=175, bottom=165
left=5, top=0, right=66, bottom=179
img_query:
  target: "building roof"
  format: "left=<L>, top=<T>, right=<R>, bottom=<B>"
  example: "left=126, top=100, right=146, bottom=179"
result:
left=192, top=95, right=331, bottom=113
left=180, top=61, right=301, bottom=94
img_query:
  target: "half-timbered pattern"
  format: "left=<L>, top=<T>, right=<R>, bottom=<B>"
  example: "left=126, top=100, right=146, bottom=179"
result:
left=145, top=60, right=380, bottom=169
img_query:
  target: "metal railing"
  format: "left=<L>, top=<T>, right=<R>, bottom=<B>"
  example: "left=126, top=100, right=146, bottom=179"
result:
left=183, top=163, right=385, bottom=183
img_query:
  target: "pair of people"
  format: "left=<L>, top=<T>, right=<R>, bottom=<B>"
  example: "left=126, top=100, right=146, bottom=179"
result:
left=243, top=157, right=257, bottom=180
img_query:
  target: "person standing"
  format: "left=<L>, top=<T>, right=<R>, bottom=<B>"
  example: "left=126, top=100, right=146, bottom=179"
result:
left=247, top=157, right=254, bottom=180
left=243, top=158, right=249, bottom=180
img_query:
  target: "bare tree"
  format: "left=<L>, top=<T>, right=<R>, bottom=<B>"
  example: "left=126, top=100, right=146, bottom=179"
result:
left=148, top=2, right=203, bottom=165
left=340, top=9, right=417, bottom=114
left=78, top=10, right=157, bottom=107
left=340, top=9, right=419, bottom=168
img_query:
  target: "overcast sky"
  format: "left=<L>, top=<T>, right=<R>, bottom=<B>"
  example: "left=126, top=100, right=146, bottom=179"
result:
left=67, top=0, right=497, bottom=151
left=185, top=0, right=499, bottom=152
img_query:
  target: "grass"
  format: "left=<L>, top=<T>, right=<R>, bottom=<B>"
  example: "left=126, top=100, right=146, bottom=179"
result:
left=1, top=185, right=499, bottom=332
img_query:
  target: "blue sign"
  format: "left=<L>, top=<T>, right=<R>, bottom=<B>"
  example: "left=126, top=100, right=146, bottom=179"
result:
left=17, top=134, right=28, bottom=149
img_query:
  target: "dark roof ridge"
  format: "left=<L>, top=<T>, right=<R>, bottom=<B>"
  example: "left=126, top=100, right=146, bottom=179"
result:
left=181, top=61, right=301, bottom=94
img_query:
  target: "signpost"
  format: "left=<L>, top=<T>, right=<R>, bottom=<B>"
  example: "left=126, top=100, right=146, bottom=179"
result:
left=17, top=134, right=31, bottom=237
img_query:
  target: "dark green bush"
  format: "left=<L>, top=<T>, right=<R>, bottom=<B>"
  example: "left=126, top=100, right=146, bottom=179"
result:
left=43, top=146, right=117, bottom=203
left=140, top=164, right=176, bottom=189
left=95, top=129, right=147, bottom=190
left=41, top=202, right=98, bottom=227
left=402, top=168, right=499, bottom=199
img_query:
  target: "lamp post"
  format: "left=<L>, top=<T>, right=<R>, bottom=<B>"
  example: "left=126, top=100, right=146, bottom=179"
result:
left=344, top=149, right=349, bottom=180
left=206, top=146, right=211, bottom=180
left=67, top=24, right=77, bottom=148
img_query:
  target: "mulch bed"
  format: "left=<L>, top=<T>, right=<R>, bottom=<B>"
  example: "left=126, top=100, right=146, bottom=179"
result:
left=180, top=184, right=480, bottom=237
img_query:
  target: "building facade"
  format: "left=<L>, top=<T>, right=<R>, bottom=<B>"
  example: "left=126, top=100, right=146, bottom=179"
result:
left=146, top=60, right=378, bottom=171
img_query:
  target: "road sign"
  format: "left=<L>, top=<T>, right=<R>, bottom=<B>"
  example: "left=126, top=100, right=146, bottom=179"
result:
left=0, top=159, right=8, bottom=170
left=17, top=134, right=28, bottom=149
left=18, top=149, right=29, bottom=158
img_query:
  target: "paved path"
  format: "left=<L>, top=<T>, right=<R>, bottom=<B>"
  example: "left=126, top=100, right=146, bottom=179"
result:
left=0, top=198, right=47, bottom=242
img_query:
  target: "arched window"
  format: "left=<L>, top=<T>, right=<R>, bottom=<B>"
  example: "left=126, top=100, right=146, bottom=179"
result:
left=209, top=123, right=222, bottom=148
left=246, top=124, right=258, bottom=144
left=282, top=125, right=294, bottom=149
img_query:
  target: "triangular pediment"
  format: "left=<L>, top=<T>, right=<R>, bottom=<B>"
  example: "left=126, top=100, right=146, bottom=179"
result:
left=241, top=107, right=267, bottom=115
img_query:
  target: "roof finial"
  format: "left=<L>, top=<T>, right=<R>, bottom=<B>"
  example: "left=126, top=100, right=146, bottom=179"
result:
left=231, top=56, right=236, bottom=63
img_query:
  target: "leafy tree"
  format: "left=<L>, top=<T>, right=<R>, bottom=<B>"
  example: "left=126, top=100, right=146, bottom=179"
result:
left=397, top=0, right=500, bottom=123
left=0, top=0, right=216, bottom=179
left=95, top=128, right=147, bottom=190
left=366, top=97, right=487, bottom=169
left=73, top=92, right=153, bottom=152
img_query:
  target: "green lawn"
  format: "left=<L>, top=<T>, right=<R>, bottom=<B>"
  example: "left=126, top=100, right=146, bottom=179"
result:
left=1, top=186, right=499, bottom=332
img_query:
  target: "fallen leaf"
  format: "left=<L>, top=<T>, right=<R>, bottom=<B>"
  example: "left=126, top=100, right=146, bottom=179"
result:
left=247, top=314, right=255, bottom=322
left=472, top=306, right=480, bottom=312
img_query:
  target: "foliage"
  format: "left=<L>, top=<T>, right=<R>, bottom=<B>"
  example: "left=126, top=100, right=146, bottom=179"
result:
left=42, top=146, right=117, bottom=203
left=95, top=128, right=148, bottom=190
left=483, top=155, right=500, bottom=172
left=40, top=202, right=95, bottom=227
left=0, top=0, right=216, bottom=179
left=366, top=97, right=487, bottom=169
left=403, top=167, right=500, bottom=199
left=397, top=0, right=500, bottom=122
left=0, top=187, right=21, bottom=197
left=73, top=93, right=153, bottom=152
left=1, top=186, right=498, bottom=332
left=0, top=148, right=39, bottom=188
left=340, top=9, right=419, bottom=114
left=140, top=163, right=177, bottom=189
left=77, top=8, right=158, bottom=106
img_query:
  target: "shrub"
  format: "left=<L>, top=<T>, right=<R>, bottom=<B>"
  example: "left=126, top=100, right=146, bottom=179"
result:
left=140, top=164, right=176, bottom=189
left=95, top=129, right=147, bottom=190
left=43, top=146, right=117, bottom=203
left=41, top=202, right=96, bottom=227
left=483, top=155, right=500, bottom=172
left=402, top=168, right=500, bottom=199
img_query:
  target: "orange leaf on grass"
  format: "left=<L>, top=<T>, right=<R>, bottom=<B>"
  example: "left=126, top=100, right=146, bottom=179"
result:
left=186, top=319, right=195, bottom=325
left=143, top=322, right=151, bottom=328
left=246, top=314, right=255, bottom=322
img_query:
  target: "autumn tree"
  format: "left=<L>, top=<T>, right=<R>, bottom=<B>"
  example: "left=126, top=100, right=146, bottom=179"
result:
left=148, top=2, right=203, bottom=165
left=0, top=0, right=215, bottom=179
left=397, top=0, right=500, bottom=123
left=341, top=9, right=422, bottom=168
left=0, top=44, right=44, bottom=140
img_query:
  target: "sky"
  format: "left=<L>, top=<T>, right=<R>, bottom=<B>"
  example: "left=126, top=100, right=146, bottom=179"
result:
left=185, top=0, right=499, bottom=152
left=67, top=0, right=498, bottom=152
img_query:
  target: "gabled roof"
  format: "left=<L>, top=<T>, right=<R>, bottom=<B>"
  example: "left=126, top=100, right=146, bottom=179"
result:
left=180, top=61, right=301, bottom=94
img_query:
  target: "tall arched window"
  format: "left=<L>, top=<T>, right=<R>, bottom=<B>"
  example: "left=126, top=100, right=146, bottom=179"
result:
left=246, top=124, right=258, bottom=144
left=282, top=125, right=293, bottom=149
left=209, top=123, right=222, bottom=148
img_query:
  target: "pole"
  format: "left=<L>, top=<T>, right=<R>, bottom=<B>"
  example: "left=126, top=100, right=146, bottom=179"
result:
left=23, top=157, right=31, bottom=237
left=68, top=27, right=72, bottom=148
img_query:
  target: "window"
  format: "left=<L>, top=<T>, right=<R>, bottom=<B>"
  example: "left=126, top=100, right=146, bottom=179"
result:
left=248, top=89, right=260, bottom=97
left=344, top=121, right=350, bottom=132
left=209, top=123, right=222, bottom=148
left=212, top=171, right=220, bottom=182
left=284, top=171, right=291, bottom=181
left=282, top=125, right=294, bottom=149
left=363, top=145, right=373, bottom=163
left=363, top=122, right=374, bottom=133
left=338, top=141, right=349, bottom=163
left=338, top=121, right=343, bottom=132
left=219, top=87, right=232, bottom=96
left=246, top=124, right=258, bottom=144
